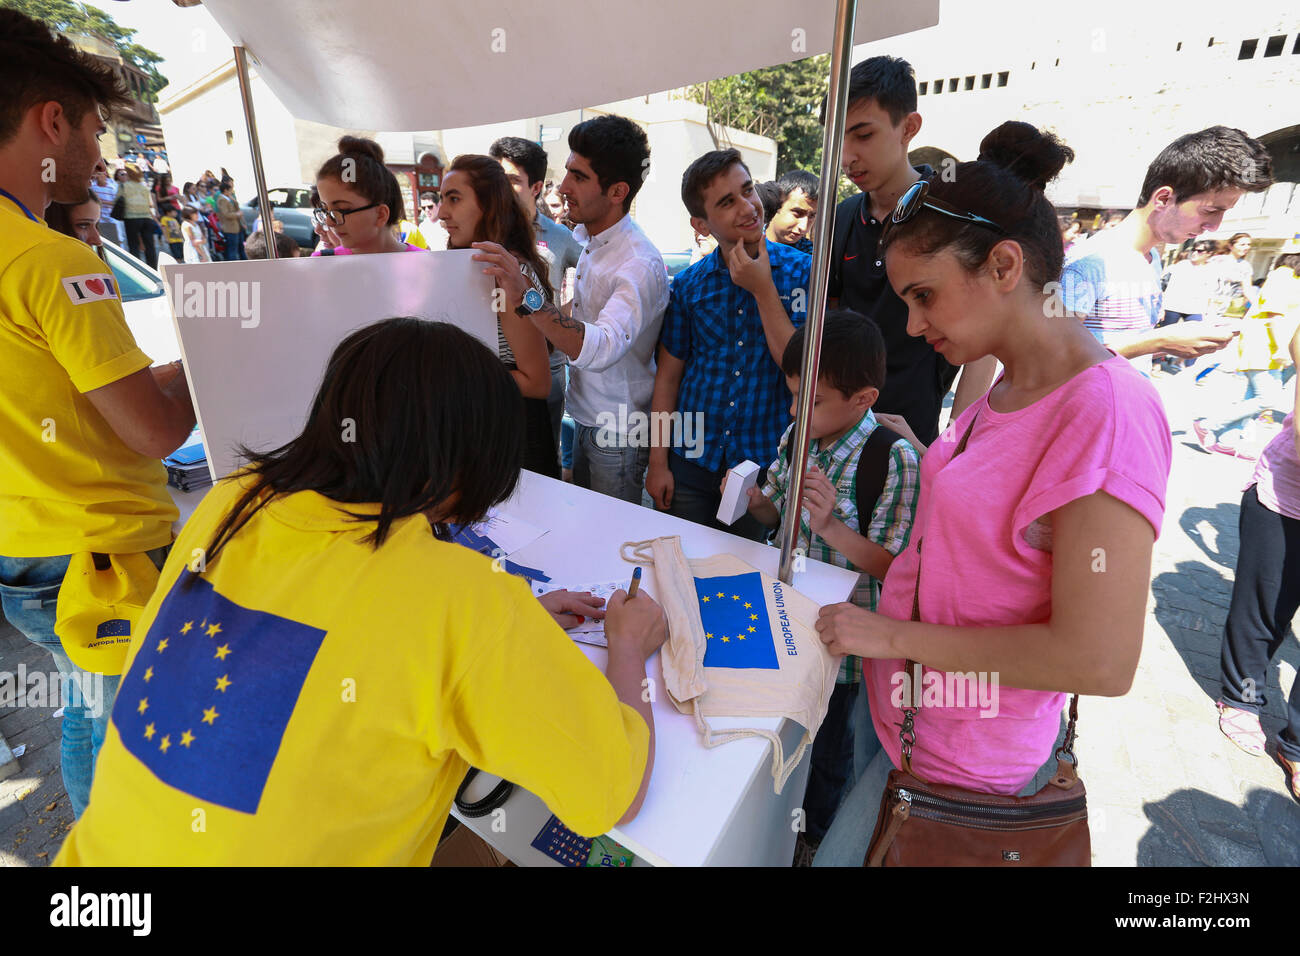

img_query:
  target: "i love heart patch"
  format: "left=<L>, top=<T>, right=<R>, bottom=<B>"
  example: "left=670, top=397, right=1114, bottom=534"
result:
left=62, top=273, right=119, bottom=305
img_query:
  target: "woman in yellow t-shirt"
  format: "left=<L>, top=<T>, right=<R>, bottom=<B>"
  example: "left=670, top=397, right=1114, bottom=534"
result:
left=56, top=318, right=665, bottom=865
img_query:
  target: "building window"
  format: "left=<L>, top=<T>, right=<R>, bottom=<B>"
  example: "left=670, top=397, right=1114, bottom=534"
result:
left=1176, top=41, right=1182, bottom=51
left=919, top=81, right=928, bottom=95
left=1054, top=57, right=1060, bottom=66
left=981, top=73, right=992, bottom=88
left=1031, top=61, right=1036, bottom=69
left=1208, top=36, right=1215, bottom=47
left=963, top=75, right=974, bottom=90
left=948, top=77, right=958, bottom=92
left=1264, top=34, right=1285, bottom=57
left=997, top=71, right=1010, bottom=87
left=1238, top=38, right=1258, bottom=59
left=225, top=130, right=234, bottom=145
left=933, top=79, right=942, bottom=94
left=1294, top=34, right=1300, bottom=54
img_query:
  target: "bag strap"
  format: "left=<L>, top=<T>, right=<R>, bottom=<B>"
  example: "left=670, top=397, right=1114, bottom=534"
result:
left=853, top=424, right=902, bottom=527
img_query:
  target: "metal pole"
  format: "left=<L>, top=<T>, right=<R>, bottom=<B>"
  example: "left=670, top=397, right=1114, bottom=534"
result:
left=776, top=0, right=857, bottom=583
left=233, top=45, right=278, bottom=259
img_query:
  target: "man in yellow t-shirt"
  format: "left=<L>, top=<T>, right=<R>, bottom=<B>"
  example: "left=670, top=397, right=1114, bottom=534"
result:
left=56, top=475, right=663, bottom=865
left=0, top=12, right=197, bottom=817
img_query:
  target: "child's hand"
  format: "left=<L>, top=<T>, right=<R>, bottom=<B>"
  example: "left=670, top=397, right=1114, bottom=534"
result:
left=745, top=485, right=765, bottom=512
left=801, top=465, right=837, bottom=534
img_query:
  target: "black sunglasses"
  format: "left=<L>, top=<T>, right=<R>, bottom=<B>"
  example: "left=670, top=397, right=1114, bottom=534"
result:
left=880, top=179, right=1007, bottom=249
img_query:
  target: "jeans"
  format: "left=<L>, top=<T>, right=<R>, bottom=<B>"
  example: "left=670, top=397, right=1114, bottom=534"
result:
left=560, top=417, right=575, bottom=471
left=665, top=452, right=768, bottom=542
left=1219, top=486, right=1300, bottom=761
left=803, top=681, right=860, bottom=842
left=0, top=546, right=170, bottom=818
left=812, top=685, right=885, bottom=866
left=547, top=359, right=567, bottom=463
left=1202, top=368, right=1295, bottom=445
left=222, top=231, right=245, bottom=261
left=572, top=422, right=649, bottom=504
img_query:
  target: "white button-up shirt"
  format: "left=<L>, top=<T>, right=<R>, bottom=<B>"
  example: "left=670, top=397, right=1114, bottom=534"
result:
left=566, top=214, right=669, bottom=429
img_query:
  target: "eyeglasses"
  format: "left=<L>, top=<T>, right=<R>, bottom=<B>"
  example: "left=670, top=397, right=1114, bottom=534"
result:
left=880, top=179, right=1007, bottom=248
left=312, top=202, right=381, bottom=226
left=1192, top=245, right=1213, bottom=253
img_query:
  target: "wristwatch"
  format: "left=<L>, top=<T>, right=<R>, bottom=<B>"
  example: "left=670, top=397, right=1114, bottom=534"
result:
left=514, top=288, right=544, bottom=317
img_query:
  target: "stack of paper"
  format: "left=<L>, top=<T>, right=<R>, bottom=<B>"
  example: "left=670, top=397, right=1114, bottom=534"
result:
left=163, top=431, right=212, bottom=493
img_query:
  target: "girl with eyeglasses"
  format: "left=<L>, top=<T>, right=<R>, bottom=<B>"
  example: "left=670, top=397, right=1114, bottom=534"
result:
left=311, top=137, right=424, bottom=257
left=811, top=122, right=1173, bottom=865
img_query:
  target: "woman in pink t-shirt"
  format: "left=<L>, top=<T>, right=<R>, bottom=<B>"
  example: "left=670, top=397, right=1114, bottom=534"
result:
left=812, top=122, right=1173, bottom=865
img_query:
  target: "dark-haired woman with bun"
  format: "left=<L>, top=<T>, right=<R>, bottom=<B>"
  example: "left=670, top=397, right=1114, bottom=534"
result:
left=812, top=122, right=1174, bottom=865
left=312, top=136, right=423, bottom=256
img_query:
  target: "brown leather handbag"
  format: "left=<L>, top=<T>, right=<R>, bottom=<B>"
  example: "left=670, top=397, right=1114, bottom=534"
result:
left=863, top=417, right=1091, bottom=867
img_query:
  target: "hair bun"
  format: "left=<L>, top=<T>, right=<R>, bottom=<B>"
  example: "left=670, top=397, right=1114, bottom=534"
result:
left=337, top=135, right=385, bottom=164
left=976, top=121, right=1074, bottom=191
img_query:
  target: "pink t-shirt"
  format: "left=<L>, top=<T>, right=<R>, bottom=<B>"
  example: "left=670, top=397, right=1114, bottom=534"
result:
left=867, top=355, right=1172, bottom=794
left=1250, top=413, right=1300, bottom=520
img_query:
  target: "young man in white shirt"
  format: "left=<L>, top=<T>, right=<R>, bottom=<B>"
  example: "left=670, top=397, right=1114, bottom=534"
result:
left=1061, top=127, right=1272, bottom=375
left=485, top=115, right=668, bottom=503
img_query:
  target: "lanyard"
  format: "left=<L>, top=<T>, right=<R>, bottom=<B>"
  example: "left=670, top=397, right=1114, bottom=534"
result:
left=0, top=188, right=40, bottom=223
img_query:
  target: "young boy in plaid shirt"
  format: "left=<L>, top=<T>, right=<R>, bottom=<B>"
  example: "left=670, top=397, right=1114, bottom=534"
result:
left=745, top=311, right=921, bottom=863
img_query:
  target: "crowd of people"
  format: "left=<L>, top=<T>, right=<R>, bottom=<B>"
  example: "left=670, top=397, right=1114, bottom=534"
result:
left=2, top=8, right=1298, bottom=867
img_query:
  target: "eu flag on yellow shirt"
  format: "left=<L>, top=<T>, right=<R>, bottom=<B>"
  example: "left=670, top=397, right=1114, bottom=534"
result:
left=111, top=571, right=326, bottom=813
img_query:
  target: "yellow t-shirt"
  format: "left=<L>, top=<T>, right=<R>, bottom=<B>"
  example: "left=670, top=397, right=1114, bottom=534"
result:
left=56, top=475, right=648, bottom=865
left=0, top=195, right=176, bottom=557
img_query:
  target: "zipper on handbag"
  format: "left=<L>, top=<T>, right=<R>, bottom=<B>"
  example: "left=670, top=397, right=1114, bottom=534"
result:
left=897, top=787, right=1086, bottom=824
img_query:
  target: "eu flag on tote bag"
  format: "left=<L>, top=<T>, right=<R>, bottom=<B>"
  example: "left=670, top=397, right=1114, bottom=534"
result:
left=621, top=537, right=838, bottom=792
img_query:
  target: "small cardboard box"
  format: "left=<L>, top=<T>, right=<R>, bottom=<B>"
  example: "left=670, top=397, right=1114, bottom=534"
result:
left=716, top=459, right=761, bottom=526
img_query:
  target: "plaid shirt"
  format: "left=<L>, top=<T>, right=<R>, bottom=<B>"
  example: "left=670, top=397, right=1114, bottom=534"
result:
left=659, top=240, right=810, bottom=472
left=763, top=409, right=921, bottom=683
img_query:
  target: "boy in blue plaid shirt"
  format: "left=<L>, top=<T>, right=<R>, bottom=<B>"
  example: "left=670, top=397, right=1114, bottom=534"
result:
left=745, top=312, right=921, bottom=862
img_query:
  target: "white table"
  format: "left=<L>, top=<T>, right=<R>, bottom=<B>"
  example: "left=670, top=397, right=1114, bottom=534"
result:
left=170, top=470, right=858, bottom=867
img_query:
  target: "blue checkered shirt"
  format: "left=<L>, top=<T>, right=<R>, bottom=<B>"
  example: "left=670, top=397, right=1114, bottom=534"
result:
left=659, top=240, right=810, bottom=472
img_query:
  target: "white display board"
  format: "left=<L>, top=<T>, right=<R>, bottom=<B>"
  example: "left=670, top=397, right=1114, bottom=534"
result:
left=162, top=250, right=497, bottom=480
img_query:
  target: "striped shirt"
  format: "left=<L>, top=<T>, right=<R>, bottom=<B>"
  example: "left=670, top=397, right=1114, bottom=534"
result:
left=497, top=262, right=546, bottom=370
left=762, top=409, right=921, bottom=683
left=1060, top=231, right=1162, bottom=376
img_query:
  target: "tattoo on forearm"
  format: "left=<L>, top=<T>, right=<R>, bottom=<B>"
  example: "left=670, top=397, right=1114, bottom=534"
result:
left=539, top=302, right=585, bottom=340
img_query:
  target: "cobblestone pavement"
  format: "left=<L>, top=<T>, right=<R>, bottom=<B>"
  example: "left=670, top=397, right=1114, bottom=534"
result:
left=1, top=371, right=1297, bottom=866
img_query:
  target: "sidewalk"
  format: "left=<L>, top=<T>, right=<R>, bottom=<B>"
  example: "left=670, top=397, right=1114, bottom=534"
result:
left=1, top=373, right=1297, bottom=866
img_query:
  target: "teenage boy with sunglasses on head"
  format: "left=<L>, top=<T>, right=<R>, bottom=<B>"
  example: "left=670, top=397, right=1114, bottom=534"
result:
left=827, top=56, right=998, bottom=446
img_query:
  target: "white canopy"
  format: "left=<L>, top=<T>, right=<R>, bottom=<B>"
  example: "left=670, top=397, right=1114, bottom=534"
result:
left=199, top=0, right=939, bottom=130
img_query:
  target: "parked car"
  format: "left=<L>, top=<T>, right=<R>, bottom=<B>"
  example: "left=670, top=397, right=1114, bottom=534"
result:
left=99, top=238, right=182, bottom=364
left=238, top=185, right=318, bottom=250
left=662, top=250, right=693, bottom=280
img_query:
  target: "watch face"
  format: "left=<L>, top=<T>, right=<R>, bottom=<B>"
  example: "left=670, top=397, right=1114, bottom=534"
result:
left=523, top=288, right=544, bottom=311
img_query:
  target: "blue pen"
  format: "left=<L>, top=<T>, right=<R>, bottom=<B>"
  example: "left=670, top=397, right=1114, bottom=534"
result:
left=627, top=566, right=642, bottom=599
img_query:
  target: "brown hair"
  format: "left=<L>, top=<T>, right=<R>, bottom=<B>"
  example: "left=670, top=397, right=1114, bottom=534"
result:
left=446, top=154, right=553, bottom=301
left=316, top=136, right=406, bottom=229
left=0, top=10, right=132, bottom=146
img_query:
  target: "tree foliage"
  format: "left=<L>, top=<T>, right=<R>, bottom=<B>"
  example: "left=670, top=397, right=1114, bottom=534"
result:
left=686, top=55, right=856, bottom=200
left=1, top=0, right=169, bottom=101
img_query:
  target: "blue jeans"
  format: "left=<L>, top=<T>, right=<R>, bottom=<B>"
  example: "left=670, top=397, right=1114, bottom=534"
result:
left=811, top=684, right=885, bottom=865
left=572, top=422, right=649, bottom=505
left=547, top=358, right=567, bottom=461
left=803, top=681, right=860, bottom=842
left=0, top=546, right=169, bottom=818
left=1203, top=367, right=1295, bottom=445
left=222, top=231, right=245, bottom=261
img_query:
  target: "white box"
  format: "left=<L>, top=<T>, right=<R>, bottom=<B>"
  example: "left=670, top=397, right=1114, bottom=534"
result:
left=716, top=459, right=761, bottom=526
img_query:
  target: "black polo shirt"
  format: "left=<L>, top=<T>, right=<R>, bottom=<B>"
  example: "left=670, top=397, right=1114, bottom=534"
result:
left=827, top=166, right=958, bottom=444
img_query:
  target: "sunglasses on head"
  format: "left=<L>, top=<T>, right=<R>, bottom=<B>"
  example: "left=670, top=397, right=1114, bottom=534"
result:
left=880, top=179, right=1008, bottom=250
